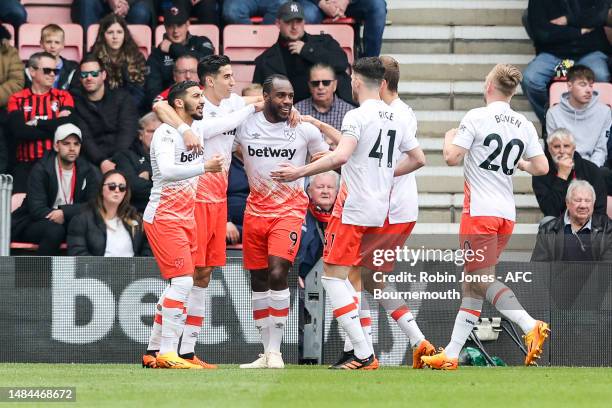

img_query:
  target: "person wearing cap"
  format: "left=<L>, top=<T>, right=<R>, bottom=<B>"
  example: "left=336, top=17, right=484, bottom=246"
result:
left=298, top=0, right=387, bottom=57
left=144, top=4, right=214, bottom=106
left=222, top=0, right=286, bottom=25
left=71, top=0, right=154, bottom=33
left=253, top=1, right=352, bottom=104
left=11, top=123, right=98, bottom=256
left=72, top=54, right=138, bottom=175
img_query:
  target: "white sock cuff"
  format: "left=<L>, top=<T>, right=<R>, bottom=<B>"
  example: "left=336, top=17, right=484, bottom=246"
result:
left=167, top=276, right=194, bottom=302
left=270, top=288, right=290, bottom=301
left=252, top=290, right=271, bottom=301
left=461, top=297, right=483, bottom=311
left=485, top=280, right=507, bottom=304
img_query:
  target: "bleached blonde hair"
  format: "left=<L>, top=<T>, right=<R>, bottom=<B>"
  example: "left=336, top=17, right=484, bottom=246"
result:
left=486, top=64, right=522, bottom=97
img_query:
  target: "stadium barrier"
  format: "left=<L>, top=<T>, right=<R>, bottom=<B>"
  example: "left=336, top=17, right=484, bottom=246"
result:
left=1, top=255, right=611, bottom=366
left=0, top=175, right=12, bottom=256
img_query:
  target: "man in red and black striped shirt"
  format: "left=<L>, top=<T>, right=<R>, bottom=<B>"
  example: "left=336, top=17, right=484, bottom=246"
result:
left=7, top=51, right=73, bottom=192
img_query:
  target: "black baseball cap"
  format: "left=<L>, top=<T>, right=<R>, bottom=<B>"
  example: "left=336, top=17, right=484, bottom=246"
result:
left=164, top=5, right=189, bottom=26
left=277, top=1, right=305, bottom=22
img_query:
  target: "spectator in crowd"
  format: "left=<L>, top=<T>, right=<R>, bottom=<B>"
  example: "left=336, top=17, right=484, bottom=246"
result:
left=294, top=63, right=354, bottom=138
left=532, top=179, right=612, bottom=261
left=112, top=111, right=160, bottom=212
left=241, top=83, right=263, bottom=97
left=546, top=65, right=611, bottom=167
left=11, top=124, right=97, bottom=255
left=73, top=54, right=139, bottom=176
left=223, top=0, right=286, bottom=24
left=296, top=171, right=338, bottom=278
left=226, top=147, right=248, bottom=244
left=152, top=53, right=199, bottom=104
left=253, top=1, right=353, bottom=104
left=0, top=25, right=23, bottom=175
left=0, top=1, right=27, bottom=28
left=72, top=0, right=154, bottom=32
left=145, top=5, right=214, bottom=106
left=25, top=24, right=78, bottom=92
left=533, top=128, right=606, bottom=218
left=298, top=0, right=387, bottom=57
left=7, top=52, right=73, bottom=193
left=67, top=170, right=151, bottom=256
left=174, top=0, right=220, bottom=25
left=91, top=13, right=147, bottom=107
left=522, top=0, right=611, bottom=123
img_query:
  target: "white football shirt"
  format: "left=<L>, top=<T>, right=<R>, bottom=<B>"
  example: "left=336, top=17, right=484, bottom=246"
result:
left=388, top=98, right=419, bottom=224
left=334, top=99, right=415, bottom=227
left=453, top=101, right=543, bottom=221
left=235, top=112, right=329, bottom=218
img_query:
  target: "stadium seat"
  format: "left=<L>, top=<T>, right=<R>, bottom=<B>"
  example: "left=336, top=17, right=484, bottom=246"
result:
left=232, top=64, right=256, bottom=95
left=322, top=17, right=356, bottom=25
left=23, top=3, right=72, bottom=24
left=10, top=242, right=67, bottom=251
left=87, top=24, right=152, bottom=58
left=549, top=82, right=612, bottom=107
left=222, top=24, right=279, bottom=62
left=155, top=24, right=219, bottom=54
left=3, top=24, right=15, bottom=47
left=18, top=23, right=83, bottom=61
left=11, top=193, right=26, bottom=213
left=250, top=16, right=263, bottom=24
left=304, top=24, right=354, bottom=63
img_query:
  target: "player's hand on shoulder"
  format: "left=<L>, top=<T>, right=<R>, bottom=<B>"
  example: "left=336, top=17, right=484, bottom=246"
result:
left=183, top=129, right=203, bottom=154
left=288, top=107, right=301, bottom=128
left=445, top=128, right=458, bottom=139
left=270, top=163, right=302, bottom=183
left=253, top=101, right=265, bottom=112
left=205, top=154, right=224, bottom=173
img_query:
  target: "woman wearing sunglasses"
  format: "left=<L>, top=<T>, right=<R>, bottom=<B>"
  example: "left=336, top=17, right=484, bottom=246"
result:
left=67, top=170, right=151, bottom=256
left=90, top=13, right=146, bottom=107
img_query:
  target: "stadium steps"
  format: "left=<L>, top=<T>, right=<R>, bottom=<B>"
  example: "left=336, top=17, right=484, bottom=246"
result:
left=398, top=81, right=531, bottom=111
left=386, top=0, right=528, bottom=26
left=382, top=25, right=533, bottom=55
left=414, top=166, right=533, bottom=194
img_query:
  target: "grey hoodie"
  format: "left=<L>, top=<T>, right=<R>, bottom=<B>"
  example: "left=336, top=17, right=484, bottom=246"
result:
left=546, top=91, right=612, bottom=167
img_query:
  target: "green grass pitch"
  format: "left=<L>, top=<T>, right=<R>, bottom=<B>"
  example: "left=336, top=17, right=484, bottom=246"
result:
left=1, top=364, right=611, bottom=407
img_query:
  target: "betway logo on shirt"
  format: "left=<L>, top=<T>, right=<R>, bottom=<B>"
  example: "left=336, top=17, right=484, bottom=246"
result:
left=180, top=150, right=203, bottom=162
left=247, top=145, right=296, bottom=160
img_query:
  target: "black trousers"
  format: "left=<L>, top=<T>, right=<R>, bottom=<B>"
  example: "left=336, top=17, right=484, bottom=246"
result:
left=15, top=219, right=67, bottom=256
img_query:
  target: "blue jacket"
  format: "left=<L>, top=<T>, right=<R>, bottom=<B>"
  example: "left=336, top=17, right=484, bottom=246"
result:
left=297, top=210, right=325, bottom=278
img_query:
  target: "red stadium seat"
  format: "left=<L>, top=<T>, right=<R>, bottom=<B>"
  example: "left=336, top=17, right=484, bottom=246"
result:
left=3, top=24, right=15, bottom=47
left=18, top=23, right=83, bottom=61
left=223, top=24, right=278, bottom=62
left=155, top=24, right=219, bottom=54
left=21, top=0, right=72, bottom=4
left=11, top=193, right=26, bottom=213
left=24, top=5, right=71, bottom=24
left=87, top=24, right=152, bottom=58
left=549, top=82, right=612, bottom=107
left=231, top=64, right=256, bottom=95
left=10, top=242, right=67, bottom=251
left=304, top=24, right=354, bottom=63
left=322, top=17, right=356, bottom=25
left=250, top=16, right=263, bottom=24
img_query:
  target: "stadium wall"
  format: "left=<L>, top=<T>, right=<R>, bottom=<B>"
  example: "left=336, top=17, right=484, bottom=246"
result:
left=0, top=256, right=610, bottom=366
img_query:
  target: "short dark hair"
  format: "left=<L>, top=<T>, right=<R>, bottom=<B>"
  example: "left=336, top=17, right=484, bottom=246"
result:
left=198, top=54, right=231, bottom=80
left=175, top=52, right=198, bottom=66
left=379, top=56, right=399, bottom=93
left=168, top=80, right=200, bottom=108
left=80, top=53, right=104, bottom=70
left=352, top=57, right=385, bottom=87
left=263, top=74, right=291, bottom=95
left=567, top=64, right=595, bottom=83
left=28, top=51, right=55, bottom=69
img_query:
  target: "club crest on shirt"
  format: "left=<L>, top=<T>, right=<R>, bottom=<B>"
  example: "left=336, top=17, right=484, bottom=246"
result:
left=209, top=111, right=217, bottom=117
left=174, top=258, right=184, bottom=269
left=51, top=101, right=59, bottom=112
left=284, top=127, right=296, bottom=142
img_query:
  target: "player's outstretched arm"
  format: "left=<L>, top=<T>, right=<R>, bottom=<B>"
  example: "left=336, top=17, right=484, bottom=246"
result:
left=394, top=146, right=426, bottom=177
left=242, top=95, right=263, bottom=105
left=517, top=154, right=549, bottom=176
left=443, top=128, right=468, bottom=166
left=152, top=100, right=202, bottom=154
left=198, top=103, right=259, bottom=139
left=301, top=115, right=342, bottom=145
left=271, top=135, right=357, bottom=182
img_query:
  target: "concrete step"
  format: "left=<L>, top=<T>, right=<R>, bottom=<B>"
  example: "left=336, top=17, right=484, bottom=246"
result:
left=399, top=81, right=532, bottom=111
left=413, top=110, right=541, bottom=138
left=382, top=25, right=533, bottom=54
left=414, top=166, right=534, bottom=193
left=387, top=0, right=527, bottom=26
left=409, top=222, right=538, bottom=250
left=389, top=54, right=533, bottom=81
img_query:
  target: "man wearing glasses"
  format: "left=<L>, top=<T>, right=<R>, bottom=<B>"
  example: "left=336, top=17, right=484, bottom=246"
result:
left=295, top=63, right=354, bottom=148
left=7, top=51, right=74, bottom=193
left=152, top=53, right=201, bottom=105
left=72, top=54, right=138, bottom=176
